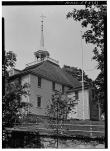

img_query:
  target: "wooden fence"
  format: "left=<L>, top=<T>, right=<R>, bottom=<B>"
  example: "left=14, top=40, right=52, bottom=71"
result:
left=6, top=121, right=105, bottom=138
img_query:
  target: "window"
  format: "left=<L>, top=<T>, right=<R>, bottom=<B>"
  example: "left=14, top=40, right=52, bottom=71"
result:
left=38, top=77, right=41, bottom=87
left=75, top=91, right=78, bottom=100
left=52, top=82, right=55, bottom=91
left=62, top=85, right=64, bottom=93
left=37, top=96, right=41, bottom=107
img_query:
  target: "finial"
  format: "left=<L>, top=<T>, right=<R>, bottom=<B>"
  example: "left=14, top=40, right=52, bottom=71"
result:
left=40, top=14, right=46, bottom=21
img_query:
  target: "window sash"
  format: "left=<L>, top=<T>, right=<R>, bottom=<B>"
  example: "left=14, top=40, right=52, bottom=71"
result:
left=37, top=97, right=41, bottom=107
left=52, top=82, right=55, bottom=90
left=62, top=85, right=64, bottom=93
left=75, top=91, right=78, bottom=100
left=38, top=77, right=41, bottom=87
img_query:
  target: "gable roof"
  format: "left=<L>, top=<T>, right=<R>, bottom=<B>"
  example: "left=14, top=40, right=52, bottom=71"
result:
left=10, top=60, right=82, bottom=88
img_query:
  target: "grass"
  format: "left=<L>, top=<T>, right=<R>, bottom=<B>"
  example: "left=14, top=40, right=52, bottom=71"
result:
left=19, top=114, right=105, bottom=125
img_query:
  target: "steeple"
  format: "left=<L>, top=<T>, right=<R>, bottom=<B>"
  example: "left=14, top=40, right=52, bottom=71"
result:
left=34, top=14, right=50, bottom=60
left=26, top=14, right=59, bottom=67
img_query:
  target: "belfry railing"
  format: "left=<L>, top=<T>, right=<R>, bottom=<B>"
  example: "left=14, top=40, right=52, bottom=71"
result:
left=26, top=57, right=59, bottom=67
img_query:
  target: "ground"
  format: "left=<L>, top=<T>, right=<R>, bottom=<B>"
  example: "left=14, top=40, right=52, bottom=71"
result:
left=41, top=137, right=105, bottom=148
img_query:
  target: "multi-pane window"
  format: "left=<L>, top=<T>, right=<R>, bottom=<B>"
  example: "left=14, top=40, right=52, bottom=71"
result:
left=75, top=91, right=78, bottom=100
left=37, top=96, right=41, bottom=107
left=62, top=85, right=64, bottom=93
left=38, top=77, right=41, bottom=87
left=52, top=82, right=55, bottom=91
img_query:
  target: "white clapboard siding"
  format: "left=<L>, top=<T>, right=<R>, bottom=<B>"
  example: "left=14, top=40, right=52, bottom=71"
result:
left=77, top=89, right=89, bottom=119
left=29, top=74, right=70, bottom=116
left=67, top=89, right=89, bottom=120
left=21, top=75, right=30, bottom=103
left=55, top=83, right=62, bottom=92
left=29, top=74, right=52, bottom=116
left=67, top=92, right=77, bottom=119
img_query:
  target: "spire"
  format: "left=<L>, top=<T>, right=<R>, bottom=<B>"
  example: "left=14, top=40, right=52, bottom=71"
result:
left=34, top=14, right=50, bottom=60
left=40, top=14, right=46, bottom=47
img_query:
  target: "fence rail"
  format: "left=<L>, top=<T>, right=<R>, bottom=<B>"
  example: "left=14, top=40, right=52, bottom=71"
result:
left=5, top=122, right=104, bottom=138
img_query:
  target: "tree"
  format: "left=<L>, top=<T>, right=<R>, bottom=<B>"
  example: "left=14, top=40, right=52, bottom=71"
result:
left=46, top=89, right=78, bottom=148
left=47, top=90, right=70, bottom=120
left=3, top=51, right=31, bottom=127
left=63, top=65, right=92, bottom=85
left=66, top=5, right=107, bottom=113
left=3, top=51, right=17, bottom=82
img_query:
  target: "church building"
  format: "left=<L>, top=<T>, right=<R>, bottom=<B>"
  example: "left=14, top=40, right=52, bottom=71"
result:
left=9, top=15, right=99, bottom=121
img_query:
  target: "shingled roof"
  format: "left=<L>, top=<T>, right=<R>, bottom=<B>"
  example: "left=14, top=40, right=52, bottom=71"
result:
left=11, top=60, right=82, bottom=88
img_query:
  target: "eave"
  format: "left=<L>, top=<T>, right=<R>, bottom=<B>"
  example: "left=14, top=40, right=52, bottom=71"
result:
left=9, top=70, right=73, bottom=88
left=67, top=84, right=92, bottom=93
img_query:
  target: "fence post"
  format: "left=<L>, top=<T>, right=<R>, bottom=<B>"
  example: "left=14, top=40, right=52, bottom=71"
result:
left=36, top=118, right=38, bottom=131
left=60, top=119, right=63, bottom=135
left=14, top=119, right=16, bottom=129
left=90, top=121, right=92, bottom=137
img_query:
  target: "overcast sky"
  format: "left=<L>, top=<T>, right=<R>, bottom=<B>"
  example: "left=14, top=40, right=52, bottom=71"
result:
left=2, top=5, right=100, bottom=80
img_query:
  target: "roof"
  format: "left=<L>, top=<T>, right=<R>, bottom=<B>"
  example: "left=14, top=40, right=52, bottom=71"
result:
left=67, top=82, right=94, bottom=92
left=14, top=68, right=21, bottom=72
left=10, top=60, right=82, bottom=88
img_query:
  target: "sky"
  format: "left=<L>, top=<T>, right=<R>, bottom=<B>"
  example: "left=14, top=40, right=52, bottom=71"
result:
left=2, top=5, right=100, bottom=80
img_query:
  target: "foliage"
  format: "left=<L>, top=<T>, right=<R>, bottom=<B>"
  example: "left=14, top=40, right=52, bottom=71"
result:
left=66, top=5, right=107, bottom=113
left=3, top=131, right=42, bottom=148
left=3, top=51, right=31, bottom=127
left=3, top=51, right=17, bottom=81
left=63, top=65, right=92, bottom=85
left=5, top=51, right=17, bottom=70
left=47, top=90, right=67, bottom=120
left=47, top=89, right=78, bottom=121
left=3, top=80, right=30, bottom=127
left=46, top=89, right=79, bottom=148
